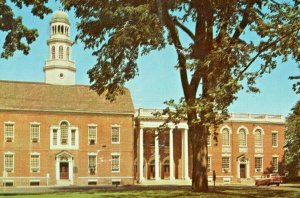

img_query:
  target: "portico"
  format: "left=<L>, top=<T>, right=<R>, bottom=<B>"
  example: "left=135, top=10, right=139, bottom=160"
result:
left=135, top=109, right=190, bottom=183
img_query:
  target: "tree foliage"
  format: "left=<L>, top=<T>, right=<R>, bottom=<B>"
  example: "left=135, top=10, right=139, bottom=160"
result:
left=285, top=100, right=300, bottom=179
left=62, top=0, right=299, bottom=192
left=0, top=0, right=51, bottom=58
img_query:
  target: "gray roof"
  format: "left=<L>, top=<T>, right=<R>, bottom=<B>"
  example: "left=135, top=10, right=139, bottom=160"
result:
left=0, top=81, right=134, bottom=114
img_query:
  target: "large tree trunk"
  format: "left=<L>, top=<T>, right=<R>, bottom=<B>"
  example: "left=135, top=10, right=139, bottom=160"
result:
left=188, top=117, right=209, bottom=192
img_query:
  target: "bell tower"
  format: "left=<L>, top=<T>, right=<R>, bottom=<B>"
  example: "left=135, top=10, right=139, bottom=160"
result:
left=44, top=10, right=76, bottom=85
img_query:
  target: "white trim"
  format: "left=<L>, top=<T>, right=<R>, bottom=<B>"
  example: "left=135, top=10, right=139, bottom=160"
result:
left=88, top=125, right=97, bottom=144
left=237, top=126, right=248, bottom=147
left=78, top=176, right=134, bottom=179
left=271, top=131, right=279, bottom=147
left=111, top=153, right=121, bottom=173
left=111, top=125, right=121, bottom=144
left=30, top=123, right=40, bottom=143
left=253, top=126, right=265, bottom=135
left=220, top=126, right=231, bottom=147
left=4, top=121, right=15, bottom=142
left=88, top=153, right=97, bottom=174
left=4, top=152, right=14, bottom=173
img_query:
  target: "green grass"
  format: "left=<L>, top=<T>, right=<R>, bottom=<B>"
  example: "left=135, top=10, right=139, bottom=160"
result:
left=0, top=185, right=300, bottom=198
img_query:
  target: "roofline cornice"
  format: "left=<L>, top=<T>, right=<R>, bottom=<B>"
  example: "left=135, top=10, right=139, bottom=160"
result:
left=0, top=108, right=135, bottom=116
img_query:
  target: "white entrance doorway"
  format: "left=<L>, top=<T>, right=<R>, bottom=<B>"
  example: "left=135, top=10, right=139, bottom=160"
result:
left=55, top=151, right=74, bottom=186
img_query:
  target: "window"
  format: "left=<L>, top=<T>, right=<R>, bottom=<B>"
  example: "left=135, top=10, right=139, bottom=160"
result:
left=255, top=157, right=263, bottom=172
left=51, top=46, right=55, bottom=59
left=272, top=132, right=278, bottom=147
left=30, top=154, right=40, bottom=172
left=53, top=129, right=57, bottom=146
left=88, top=125, right=97, bottom=145
left=111, top=126, right=120, bottom=143
left=30, top=124, right=40, bottom=143
left=50, top=121, right=79, bottom=149
left=207, top=156, right=211, bottom=171
left=254, top=129, right=263, bottom=147
left=88, top=155, right=97, bottom=175
left=59, top=46, right=63, bottom=59
left=66, top=47, right=70, bottom=60
left=272, top=157, right=278, bottom=172
left=71, top=130, right=76, bottom=146
left=239, top=128, right=247, bottom=147
left=112, top=154, right=120, bottom=172
left=4, top=154, right=14, bottom=172
left=207, top=134, right=211, bottom=146
left=222, top=157, right=230, bottom=172
left=222, top=128, right=230, bottom=146
left=60, top=122, right=68, bottom=145
left=4, top=123, right=14, bottom=142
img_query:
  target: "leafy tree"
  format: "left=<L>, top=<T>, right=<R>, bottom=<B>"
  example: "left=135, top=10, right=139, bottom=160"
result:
left=62, top=0, right=299, bottom=192
left=285, top=100, right=300, bottom=180
left=0, top=0, right=51, bottom=58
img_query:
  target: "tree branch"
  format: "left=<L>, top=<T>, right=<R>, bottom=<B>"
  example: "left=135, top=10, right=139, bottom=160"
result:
left=161, top=5, right=190, bottom=99
left=173, top=17, right=195, bottom=41
left=236, top=29, right=298, bottom=81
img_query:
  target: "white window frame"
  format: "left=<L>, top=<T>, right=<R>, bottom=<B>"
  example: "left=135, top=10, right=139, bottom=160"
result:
left=4, top=152, right=14, bottom=173
left=4, top=121, right=15, bottom=142
left=30, top=122, right=40, bottom=143
left=272, top=155, right=279, bottom=172
left=30, top=152, right=40, bottom=173
left=221, top=155, right=231, bottom=173
left=253, top=127, right=264, bottom=148
left=50, top=120, right=79, bottom=150
left=220, top=126, right=232, bottom=147
left=207, top=134, right=211, bottom=146
left=111, top=125, right=120, bottom=144
left=88, top=153, right=97, bottom=174
left=88, top=124, right=97, bottom=145
left=272, top=131, right=278, bottom=147
left=207, top=154, right=212, bottom=171
left=237, top=126, right=248, bottom=147
left=254, top=155, right=263, bottom=173
left=111, top=153, right=120, bottom=173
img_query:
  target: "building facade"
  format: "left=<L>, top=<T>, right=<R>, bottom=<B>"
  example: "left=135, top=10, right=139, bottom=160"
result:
left=0, top=11, right=286, bottom=187
left=0, top=11, right=135, bottom=187
left=134, top=108, right=285, bottom=184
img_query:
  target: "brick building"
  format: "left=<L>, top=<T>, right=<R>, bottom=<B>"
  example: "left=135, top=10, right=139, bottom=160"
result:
left=135, top=108, right=285, bottom=184
left=0, top=10, right=286, bottom=187
left=0, top=11, right=135, bottom=186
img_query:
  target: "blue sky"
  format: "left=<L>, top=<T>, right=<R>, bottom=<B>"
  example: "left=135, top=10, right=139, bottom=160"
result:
left=0, top=2, right=298, bottom=116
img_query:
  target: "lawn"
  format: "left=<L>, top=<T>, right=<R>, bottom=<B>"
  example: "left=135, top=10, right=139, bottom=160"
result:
left=0, top=185, right=300, bottom=198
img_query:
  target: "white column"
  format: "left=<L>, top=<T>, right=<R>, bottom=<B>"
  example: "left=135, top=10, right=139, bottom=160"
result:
left=69, top=158, right=73, bottom=184
left=182, top=129, right=190, bottom=180
left=155, top=130, right=160, bottom=180
left=169, top=128, right=175, bottom=180
left=56, top=159, right=60, bottom=181
left=139, top=127, right=144, bottom=182
left=247, top=160, right=250, bottom=178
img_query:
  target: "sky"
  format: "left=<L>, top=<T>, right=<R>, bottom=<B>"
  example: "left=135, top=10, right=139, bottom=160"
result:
left=0, top=2, right=298, bottom=116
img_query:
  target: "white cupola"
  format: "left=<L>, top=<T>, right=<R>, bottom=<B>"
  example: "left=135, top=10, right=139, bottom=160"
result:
left=43, top=10, right=76, bottom=85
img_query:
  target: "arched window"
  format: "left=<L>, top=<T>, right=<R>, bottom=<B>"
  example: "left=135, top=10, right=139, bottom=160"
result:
left=51, top=46, right=55, bottom=59
left=255, top=129, right=263, bottom=147
left=222, top=128, right=230, bottom=146
left=239, top=128, right=247, bottom=147
left=66, top=47, right=70, bottom=60
left=163, top=159, right=170, bottom=173
left=60, top=121, right=68, bottom=145
left=59, top=46, right=63, bottom=59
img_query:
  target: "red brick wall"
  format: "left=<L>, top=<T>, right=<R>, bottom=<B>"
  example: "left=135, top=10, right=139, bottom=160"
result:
left=0, top=111, right=134, bottom=186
